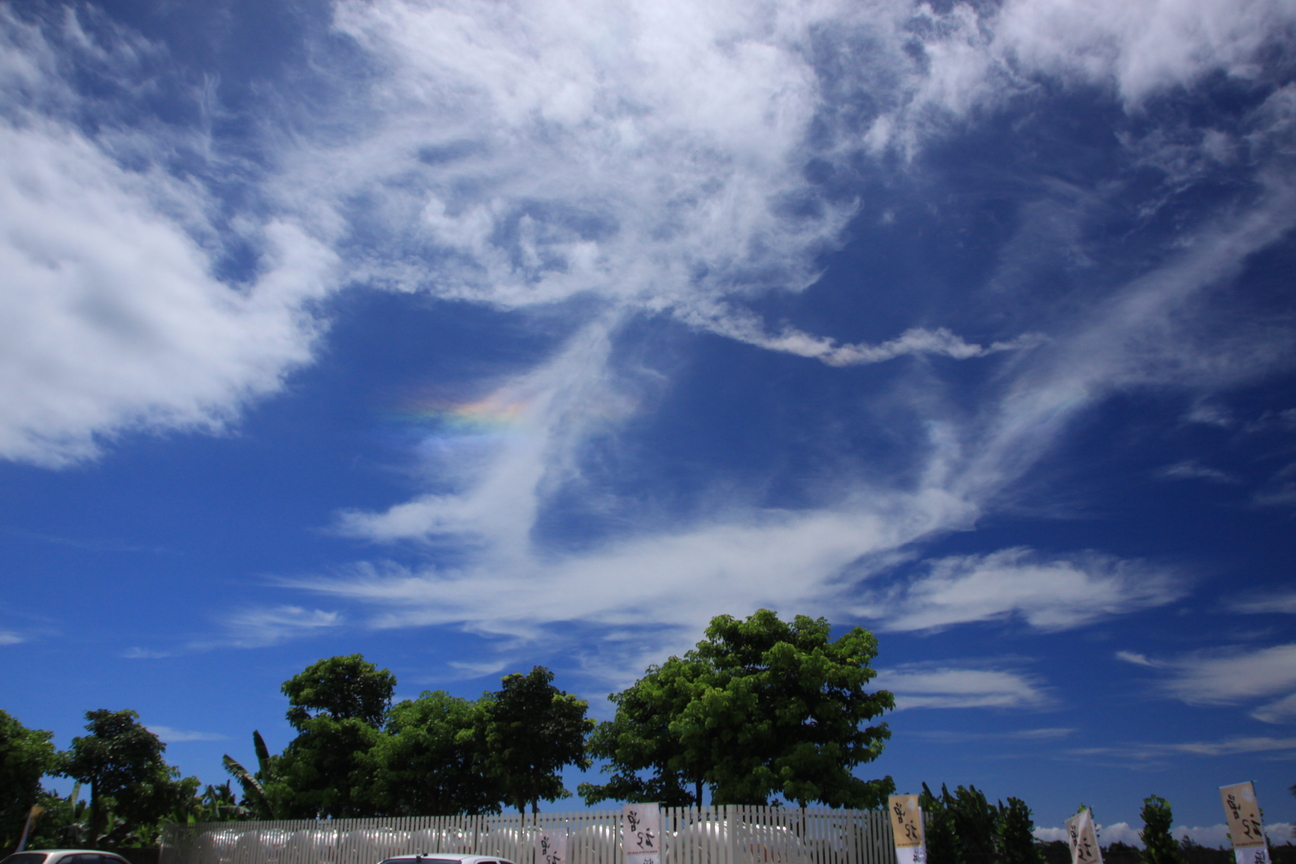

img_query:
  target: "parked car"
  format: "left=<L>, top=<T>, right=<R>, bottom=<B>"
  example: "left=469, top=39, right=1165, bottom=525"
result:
left=378, top=854, right=516, bottom=864
left=1, top=851, right=132, bottom=864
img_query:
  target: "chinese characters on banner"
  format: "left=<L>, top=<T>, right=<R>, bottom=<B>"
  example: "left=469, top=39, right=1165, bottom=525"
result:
left=1065, top=810, right=1103, bottom=864
left=888, top=795, right=927, bottom=864
left=1220, top=783, right=1271, bottom=864
left=536, top=831, right=567, bottom=864
left=624, top=803, right=662, bottom=864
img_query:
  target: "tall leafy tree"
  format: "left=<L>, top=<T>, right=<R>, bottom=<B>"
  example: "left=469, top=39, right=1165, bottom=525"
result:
left=920, top=784, right=958, bottom=864
left=0, top=710, right=59, bottom=851
left=923, top=785, right=1043, bottom=864
left=581, top=656, right=709, bottom=806
left=281, top=654, right=396, bottom=730
left=368, top=691, right=503, bottom=816
left=270, top=654, right=396, bottom=818
left=584, top=610, right=894, bottom=808
left=1140, top=796, right=1184, bottom=864
left=1000, top=797, right=1044, bottom=864
left=61, top=709, right=190, bottom=845
left=483, top=667, right=594, bottom=814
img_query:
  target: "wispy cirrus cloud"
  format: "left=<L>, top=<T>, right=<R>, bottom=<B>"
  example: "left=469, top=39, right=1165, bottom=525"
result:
left=1121, top=643, right=1296, bottom=724
left=147, top=725, right=226, bottom=743
left=6, top=0, right=1296, bottom=709
left=861, top=548, right=1185, bottom=632
left=872, top=663, right=1051, bottom=710
left=1230, top=590, right=1296, bottom=615
left=1156, top=461, right=1241, bottom=484
left=0, top=7, right=338, bottom=467
left=212, top=606, right=343, bottom=649
left=1071, top=735, right=1296, bottom=760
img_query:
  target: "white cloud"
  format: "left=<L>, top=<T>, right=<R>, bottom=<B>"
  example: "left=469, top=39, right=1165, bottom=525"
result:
left=866, top=548, right=1184, bottom=632
left=123, top=647, right=173, bottom=659
left=992, top=0, right=1289, bottom=105
left=146, top=725, right=226, bottom=743
left=0, top=12, right=338, bottom=467
left=4, top=0, right=1287, bottom=679
left=1231, top=590, right=1296, bottom=615
left=1162, top=735, right=1296, bottom=755
left=303, top=487, right=971, bottom=643
left=872, top=664, right=1050, bottom=710
left=0, top=630, right=23, bottom=645
left=857, top=0, right=1296, bottom=155
left=273, top=0, right=1296, bottom=688
left=1097, top=823, right=1141, bottom=847
left=1156, top=461, right=1240, bottom=484
left=3, top=0, right=1290, bottom=471
left=1159, top=644, right=1296, bottom=723
left=1126, top=642, right=1296, bottom=724
left=1172, top=823, right=1295, bottom=847
left=1252, top=693, right=1296, bottom=724
left=1115, top=651, right=1162, bottom=668
left=214, top=606, right=343, bottom=649
left=1068, top=735, right=1296, bottom=765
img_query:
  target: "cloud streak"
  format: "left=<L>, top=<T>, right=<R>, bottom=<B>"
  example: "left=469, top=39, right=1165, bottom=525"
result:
left=873, top=663, right=1051, bottom=710
left=0, top=8, right=338, bottom=466
left=862, top=548, right=1185, bottom=632
left=1125, top=643, right=1296, bottom=724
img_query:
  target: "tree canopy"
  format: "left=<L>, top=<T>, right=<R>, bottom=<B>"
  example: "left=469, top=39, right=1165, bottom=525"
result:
left=582, top=609, right=895, bottom=808
left=0, top=710, right=59, bottom=851
left=254, top=656, right=593, bottom=817
left=1139, top=795, right=1184, bottom=864
left=368, top=691, right=503, bottom=816
left=270, top=655, right=396, bottom=818
left=281, top=654, right=396, bottom=731
left=920, top=783, right=1042, bottom=864
left=483, top=666, right=595, bottom=814
left=61, top=709, right=192, bottom=845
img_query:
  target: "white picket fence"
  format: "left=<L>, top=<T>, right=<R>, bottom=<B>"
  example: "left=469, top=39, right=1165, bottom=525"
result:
left=160, top=807, right=896, bottom=864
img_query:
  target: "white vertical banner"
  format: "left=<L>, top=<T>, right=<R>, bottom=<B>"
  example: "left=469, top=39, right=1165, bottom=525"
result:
left=537, top=830, right=567, bottom=864
left=624, top=803, right=662, bottom=864
left=888, top=795, right=927, bottom=864
left=1220, top=782, right=1271, bottom=864
left=1065, top=810, right=1103, bottom=864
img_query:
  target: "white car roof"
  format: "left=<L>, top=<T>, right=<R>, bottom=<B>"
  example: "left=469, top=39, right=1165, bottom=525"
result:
left=4, top=854, right=128, bottom=862
left=9, top=853, right=127, bottom=858
left=381, top=856, right=514, bottom=864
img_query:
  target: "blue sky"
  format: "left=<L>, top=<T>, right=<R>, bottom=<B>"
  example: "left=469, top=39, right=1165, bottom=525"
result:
left=2, top=0, right=1296, bottom=842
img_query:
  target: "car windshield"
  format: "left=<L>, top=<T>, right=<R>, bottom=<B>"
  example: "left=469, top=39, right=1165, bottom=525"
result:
left=380, top=859, right=466, bottom=864
left=1, top=854, right=50, bottom=864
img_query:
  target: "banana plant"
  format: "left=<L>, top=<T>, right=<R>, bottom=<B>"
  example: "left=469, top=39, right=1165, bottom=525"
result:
left=222, top=731, right=279, bottom=820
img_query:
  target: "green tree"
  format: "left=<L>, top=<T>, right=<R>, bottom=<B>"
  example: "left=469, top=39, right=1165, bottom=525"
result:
left=585, top=610, right=894, bottom=808
left=281, top=653, right=396, bottom=730
left=580, top=655, right=709, bottom=807
left=1000, top=797, right=1044, bottom=864
left=920, top=784, right=958, bottom=864
left=368, top=691, right=503, bottom=816
left=61, top=709, right=190, bottom=846
left=1140, top=796, right=1185, bottom=864
left=222, top=731, right=279, bottom=819
left=483, top=667, right=594, bottom=814
left=921, top=784, right=1041, bottom=864
left=0, top=710, right=59, bottom=851
left=270, top=655, right=396, bottom=818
